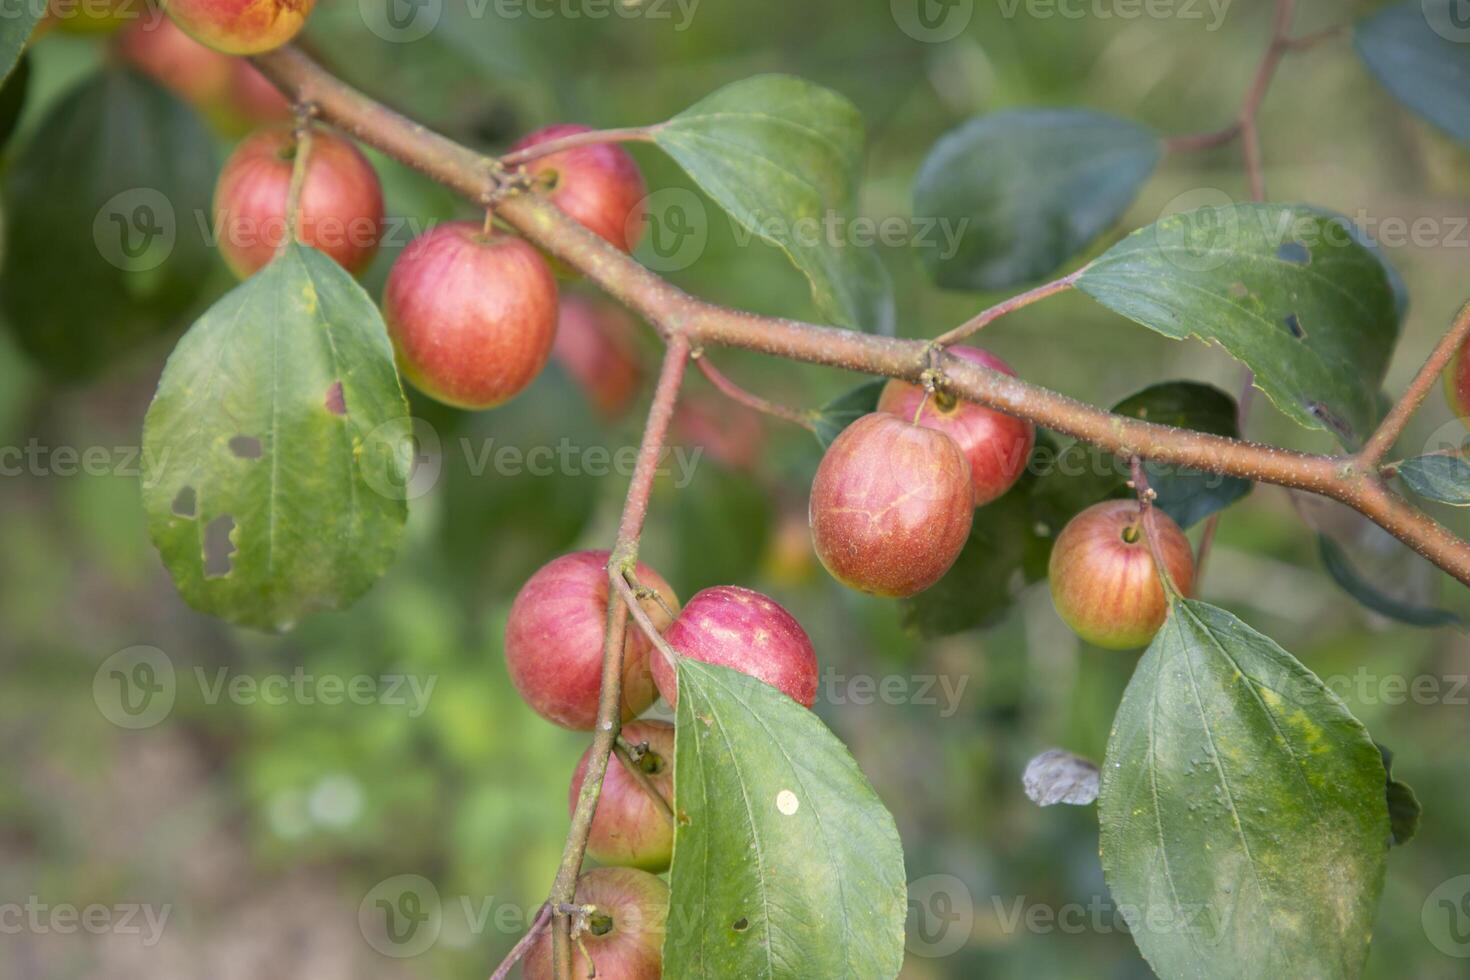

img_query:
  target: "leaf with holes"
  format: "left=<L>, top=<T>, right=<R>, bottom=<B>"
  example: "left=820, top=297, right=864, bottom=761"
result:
left=655, top=75, right=894, bottom=335
left=1076, top=204, right=1399, bottom=448
left=1100, top=599, right=1390, bottom=979
left=142, top=244, right=412, bottom=632
left=913, top=109, right=1160, bottom=291
left=1355, top=0, right=1470, bottom=147
left=2, top=67, right=216, bottom=377
left=812, top=378, right=885, bottom=448
left=667, top=658, right=907, bottom=979
left=1396, top=454, right=1470, bottom=506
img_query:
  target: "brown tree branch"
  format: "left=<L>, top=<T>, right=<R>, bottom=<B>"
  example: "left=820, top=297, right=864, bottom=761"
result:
left=1359, top=302, right=1470, bottom=467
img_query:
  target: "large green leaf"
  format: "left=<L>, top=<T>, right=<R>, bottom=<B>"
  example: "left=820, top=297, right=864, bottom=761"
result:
left=0, top=0, right=39, bottom=83
left=1076, top=204, right=1399, bottom=447
left=1355, top=0, right=1470, bottom=146
left=654, top=75, right=894, bottom=334
left=1099, top=599, right=1390, bottom=979
left=142, top=245, right=411, bottom=631
left=913, top=109, right=1160, bottom=291
left=1, top=67, right=216, bottom=377
left=667, top=659, right=907, bottom=979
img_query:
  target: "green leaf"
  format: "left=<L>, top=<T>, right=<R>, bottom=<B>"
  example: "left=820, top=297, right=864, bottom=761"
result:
left=1355, top=0, right=1470, bottom=146
left=1396, top=453, right=1470, bottom=506
left=142, top=245, right=411, bottom=632
left=0, top=54, right=30, bottom=152
left=1076, top=204, right=1400, bottom=448
left=913, top=109, right=1160, bottom=291
left=1113, top=382, right=1252, bottom=528
left=2, top=68, right=217, bottom=378
left=0, top=0, right=40, bottom=83
left=1030, top=384, right=1251, bottom=530
left=1099, top=599, right=1390, bottom=979
left=667, top=659, right=907, bottom=979
left=1317, top=535, right=1464, bottom=629
left=812, top=378, right=884, bottom=448
left=655, top=75, right=894, bottom=334
left=1378, top=745, right=1421, bottom=847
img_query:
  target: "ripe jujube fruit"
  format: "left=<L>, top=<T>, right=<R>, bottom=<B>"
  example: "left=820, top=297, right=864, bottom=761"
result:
left=163, top=0, right=314, bottom=55
left=505, top=551, right=679, bottom=731
left=383, top=222, right=559, bottom=410
left=651, top=585, right=818, bottom=708
left=213, top=126, right=384, bottom=278
left=553, top=294, right=644, bottom=418
left=1443, top=334, right=1470, bottom=429
left=570, top=720, right=674, bottom=872
left=877, top=346, right=1035, bottom=505
left=1048, top=499, right=1196, bottom=649
left=510, top=123, right=647, bottom=253
left=523, top=867, right=668, bottom=980
left=809, top=412, right=974, bottom=598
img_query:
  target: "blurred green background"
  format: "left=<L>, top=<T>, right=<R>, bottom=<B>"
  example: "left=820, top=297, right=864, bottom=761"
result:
left=2, top=0, right=1470, bottom=976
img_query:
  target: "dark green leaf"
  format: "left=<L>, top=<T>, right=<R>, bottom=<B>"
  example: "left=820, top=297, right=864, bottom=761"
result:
left=142, top=245, right=411, bottom=632
left=667, top=659, right=907, bottom=979
left=0, top=0, right=39, bottom=83
left=1378, top=745, right=1422, bottom=847
left=1100, top=599, right=1390, bottom=979
left=655, top=75, right=894, bottom=334
left=913, top=109, right=1160, bottom=291
left=1076, top=204, right=1400, bottom=447
left=1396, top=453, right=1470, bottom=506
left=2, top=68, right=217, bottom=378
left=1355, top=0, right=1470, bottom=146
left=812, top=378, right=884, bottom=448
left=0, top=54, right=30, bottom=152
left=1317, top=535, right=1464, bottom=628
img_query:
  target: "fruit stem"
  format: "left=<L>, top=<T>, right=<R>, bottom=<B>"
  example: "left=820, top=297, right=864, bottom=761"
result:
left=613, top=740, right=674, bottom=823
left=482, top=207, right=495, bottom=237
left=487, top=902, right=551, bottom=980
left=284, top=106, right=316, bottom=246
left=1129, top=457, right=1183, bottom=601
left=614, top=570, right=682, bottom=675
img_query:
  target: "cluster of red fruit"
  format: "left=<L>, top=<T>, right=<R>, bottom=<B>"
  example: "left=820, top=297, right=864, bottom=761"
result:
left=503, top=552, right=820, bottom=976
left=809, top=350, right=1195, bottom=649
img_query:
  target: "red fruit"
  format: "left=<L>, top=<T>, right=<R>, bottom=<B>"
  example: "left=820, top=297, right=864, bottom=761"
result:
left=511, top=124, right=647, bottom=252
left=570, top=720, right=674, bottom=872
left=809, top=412, right=974, bottom=598
left=877, top=347, right=1035, bottom=505
left=163, top=0, right=313, bottom=55
left=505, top=551, right=679, bottom=731
left=553, top=294, right=643, bottom=417
left=384, top=222, right=559, bottom=410
left=1444, top=338, right=1470, bottom=427
left=523, top=868, right=667, bottom=980
left=117, top=17, right=234, bottom=106
left=213, top=126, right=384, bottom=279
left=1048, top=500, right=1196, bottom=649
left=651, top=585, right=818, bottom=709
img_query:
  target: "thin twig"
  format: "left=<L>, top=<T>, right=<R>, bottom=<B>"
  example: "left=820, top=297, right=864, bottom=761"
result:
left=500, top=125, right=660, bottom=167
left=694, top=354, right=816, bottom=431
left=488, top=903, right=551, bottom=980
left=933, top=272, right=1079, bottom=347
left=612, top=570, right=682, bottom=675
left=1129, top=457, right=1183, bottom=600
left=283, top=106, right=316, bottom=245
left=546, top=338, right=690, bottom=978
left=1359, top=302, right=1470, bottom=467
